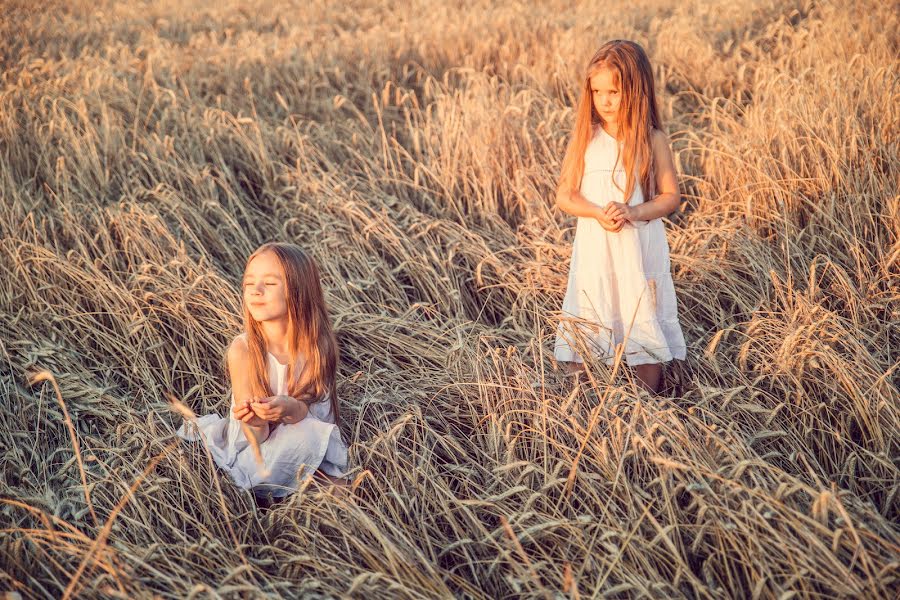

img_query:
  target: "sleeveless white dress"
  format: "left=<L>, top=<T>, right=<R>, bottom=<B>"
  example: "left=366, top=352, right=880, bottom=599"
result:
left=177, top=335, right=348, bottom=497
left=554, top=125, right=687, bottom=366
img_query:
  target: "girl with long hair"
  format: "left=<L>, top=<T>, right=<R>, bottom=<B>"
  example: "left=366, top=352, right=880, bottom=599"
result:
left=554, top=40, right=687, bottom=393
left=178, top=242, right=348, bottom=498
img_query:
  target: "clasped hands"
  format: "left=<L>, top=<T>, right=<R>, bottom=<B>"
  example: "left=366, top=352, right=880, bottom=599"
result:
left=232, top=394, right=311, bottom=427
left=597, top=201, right=635, bottom=232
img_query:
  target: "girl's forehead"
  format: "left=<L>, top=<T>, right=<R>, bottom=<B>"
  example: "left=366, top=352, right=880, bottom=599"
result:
left=590, top=67, right=618, bottom=87
left=246, top=251, right=283, bottom=276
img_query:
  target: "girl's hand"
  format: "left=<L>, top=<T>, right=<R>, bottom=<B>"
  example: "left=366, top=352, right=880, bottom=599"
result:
left=232, top=399, right=268, bottom=428
left=251, top=395, right=309, bottom=424
left=605, top=202, right=635, bottom=224
left=595, top=204, right=624, bottom=232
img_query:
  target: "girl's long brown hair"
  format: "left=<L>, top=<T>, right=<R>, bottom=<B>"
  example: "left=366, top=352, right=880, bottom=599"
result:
left=559, top=40, right=661, bottom=203
left=239, top=242, right=341, bottom=425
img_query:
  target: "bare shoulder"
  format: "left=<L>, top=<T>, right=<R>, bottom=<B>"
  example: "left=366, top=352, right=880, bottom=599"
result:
left=226, top=334, right=250, bottom=365
left=650, top=128, right=671, bottom=149
left=650, top=128, right=676, bottom=168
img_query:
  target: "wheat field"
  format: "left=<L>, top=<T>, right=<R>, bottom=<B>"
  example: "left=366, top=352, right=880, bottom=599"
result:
left=0, top=0, right=897, bottom=597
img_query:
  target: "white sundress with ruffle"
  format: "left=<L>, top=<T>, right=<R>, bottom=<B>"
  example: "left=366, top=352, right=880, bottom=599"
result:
left=177, top=335, right=348, bottom=497
left=554, top=125, right=687, bottom=366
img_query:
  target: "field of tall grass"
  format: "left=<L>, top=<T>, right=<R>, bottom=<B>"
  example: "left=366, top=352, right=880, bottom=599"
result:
left=1, top=0, right=897, bottom=597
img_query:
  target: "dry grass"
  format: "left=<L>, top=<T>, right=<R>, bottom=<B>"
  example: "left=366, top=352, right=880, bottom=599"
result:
left=1, top=0, right=898, bottom=597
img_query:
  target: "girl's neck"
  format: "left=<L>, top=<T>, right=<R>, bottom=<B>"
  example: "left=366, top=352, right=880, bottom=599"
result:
left=602, top=121, right=619, bottom=138
left=259, top=318, right=289, bottom=355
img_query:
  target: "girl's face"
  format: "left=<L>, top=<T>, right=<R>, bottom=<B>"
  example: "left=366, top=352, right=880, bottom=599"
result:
left=243, top=250, right=288, bottom=322
left=590, top=67, right=621, bottom=125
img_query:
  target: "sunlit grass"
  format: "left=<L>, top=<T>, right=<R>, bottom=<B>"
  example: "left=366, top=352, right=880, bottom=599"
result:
left=1, top=0, right=897, bottom=597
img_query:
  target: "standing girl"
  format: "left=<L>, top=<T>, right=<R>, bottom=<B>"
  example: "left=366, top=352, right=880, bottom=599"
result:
left=554, top=40, right=686, bottom=393
left=178, top=242, right=348, bottom=498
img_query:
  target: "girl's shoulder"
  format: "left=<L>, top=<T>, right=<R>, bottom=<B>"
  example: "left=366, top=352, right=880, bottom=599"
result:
left=227, top=333, right=250, bottom=362
left=649, top=128, right=674, bottom=163
left=230, top=332, right=249, bottom=348
left=650, top=127, right=670, bottom=147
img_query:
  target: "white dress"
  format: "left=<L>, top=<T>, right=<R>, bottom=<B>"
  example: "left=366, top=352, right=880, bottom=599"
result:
left=177, top=337, right=348, bottom=497
left=554, top=125, right=687, bottom=366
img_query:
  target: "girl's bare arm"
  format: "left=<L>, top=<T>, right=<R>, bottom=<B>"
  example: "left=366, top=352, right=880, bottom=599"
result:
left=555, top=173, right=623, bottom=231
left=226, top=337, right=270, bottom=445
left=251, top=394, right=310, bottom=424
left=627, top=130, right=681, bottom=222
left=555, top=185, right=604, bottom=219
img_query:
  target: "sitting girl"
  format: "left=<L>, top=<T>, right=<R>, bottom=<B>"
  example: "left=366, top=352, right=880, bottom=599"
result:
left=177, top=242, right=348, bottom=498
